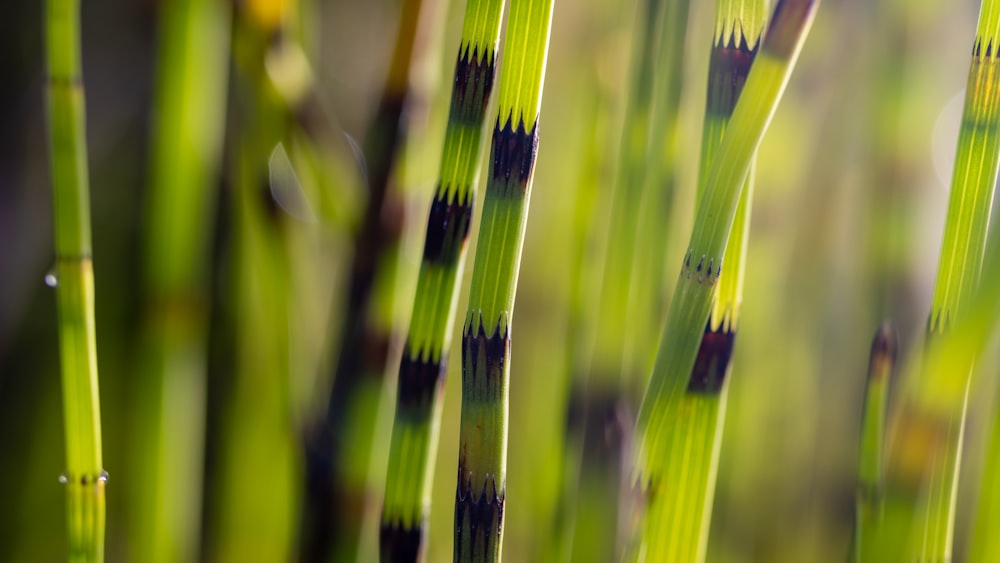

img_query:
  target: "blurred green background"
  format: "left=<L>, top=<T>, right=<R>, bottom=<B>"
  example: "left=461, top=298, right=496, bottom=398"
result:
left=3, top=0, right=999, bottom=561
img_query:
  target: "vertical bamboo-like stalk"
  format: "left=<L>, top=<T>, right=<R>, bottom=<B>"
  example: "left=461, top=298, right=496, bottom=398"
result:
left=454, top=1, right=555, bottom=560
left=563, top=1, right=691, bottom=560
left=132, top=0, right=231, bottom=561
left=874, top=3, right=1000, bottom=559
left=380, top=1, right=504, bottom=561
left=627, top=3, right=768, bottom=560
left=302, top=2, right=438, bottom=560
left=854, top=322, right=896, bottom=562
left=971, top=389, right=1000, bottom=561
left=44, top=0, right=105, bottom=560
left=632, top=1, right=817, bottom=560
left=209, top=5, right=298, bottom=562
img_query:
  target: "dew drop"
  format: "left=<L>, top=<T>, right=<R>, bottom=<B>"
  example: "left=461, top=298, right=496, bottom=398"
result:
left=44, top=271, right=58, bottom=288
left=97, top=470, right=109, bottom=483
left=58, top=473, right=69, bottom=484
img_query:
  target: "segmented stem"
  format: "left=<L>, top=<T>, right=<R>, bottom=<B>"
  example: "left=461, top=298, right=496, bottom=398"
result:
left=454, top=1, right=555, bottom=560
left=45, top=0, right=105, bottom=559
left=380, top=1, right=505, bottom=561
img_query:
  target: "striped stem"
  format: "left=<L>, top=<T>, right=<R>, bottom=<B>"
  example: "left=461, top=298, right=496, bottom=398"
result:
left=454, top=1, right=555, bottom=560
left=633, top=0, right=818, bottom=560
left=854, top=322, right=896, bottom=562
left=132, top=0, right=231, bottom=561
left=875, top=3, right=1000, bottom=559
left=303, top=1, right=438, bottom=561
left=628, top=3, right=768, bottom=560
left=44, top=0, right=105, bottom=560
left=565, top=0, right=692, bottom=560
left=380, top=1, right=505, bottom=561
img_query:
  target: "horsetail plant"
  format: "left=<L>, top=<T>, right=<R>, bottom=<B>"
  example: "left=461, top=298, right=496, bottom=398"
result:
left=132, top=0, right=231, bottom=560
left=380, top=1, right=505, bottom=561
left=873, top=2, right=1000, bottom=559
left=853, top=322, right=896, bottom=562
left=45, top=0, right=106, bottom=559
left=454, top=0, right=554, bottom=560
left=303, top=1, right=440, bottom=560
left=626, top=2, right=769, bottom=560
left=563, top=0, right=691, bottom=560
left=632, top=0, right=818, bottom=560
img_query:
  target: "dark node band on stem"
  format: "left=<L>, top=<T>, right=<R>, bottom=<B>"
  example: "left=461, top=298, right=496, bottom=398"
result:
left=762, top=0, right=818, bottom=59
left=974, top=37, right=998, bottom=59
left=682, top=250, right=721, bottom=285
left=453, top=468, right=505, bottom=560
left=423, top=188, right=474, bottom=264
left=490, top=115, right=539, bottom=196
left=565, top=384, right=633, bottom=469
left=451, top=44, right=497, bottom=125
left=46, top=73, right=84, bottom=89
left=687, top=320, right=736, bottom=394
left=707, top=29, right=759, bottom=117
left=462, top=312, right=509, bottom=404
left=868, top=321, right=898, bottom=381
left=379, top=519, right=425, bottom=563
left=396, top=349, right=447, bottom=418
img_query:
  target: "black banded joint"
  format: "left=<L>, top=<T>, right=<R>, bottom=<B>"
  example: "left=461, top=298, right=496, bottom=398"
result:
left=490, top=115, right=539, bottom=196
left=396, top=350, right=446, bottom=418
left=451, top=45, right=497, bottom=125
left=974, top=37, right=996, bottom=60
left=422, top=189, right=474, bottom=264
left=462, top=313, right=509, bottom=404
left=379, top=519, right=425, bottom=563
left=687, top=320, right=736, bottom=393
left=453, top=470, right=505, bottom=560
left=706, top=31, right=759, bottom=117
left=47, top=73, right=84, bottom=89
left=682, top=250, right=721, bottom=285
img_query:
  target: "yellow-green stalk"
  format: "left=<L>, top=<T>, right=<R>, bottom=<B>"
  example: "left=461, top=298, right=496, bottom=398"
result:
left=45, top=0, right=105, bottom=559
left=454, top=0, right=555, bottom=560
left=854, top=322, right=896, bottom=562
left=301, top=1, right=444, bottom=561
left=632, top=1, right=818, bottom=560
left=380, top=1, right=504, bottom=561
left=874, top=3, right=1000, bottom=559
left=132, top=0, right=231, bottom=561
left=563, top=0, right=692, bottom=560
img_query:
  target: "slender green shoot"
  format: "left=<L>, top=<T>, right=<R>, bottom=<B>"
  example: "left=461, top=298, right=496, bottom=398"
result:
left=132, top=0, right=231, bottom=561
left=565, top=1, right=692, bottom=560
left=632, top=1, right=818, bottom=560
left=45, top=0, right=106, bottom=560
left=454, top=0, right=555, bottom=560
left=875, top=3, right=1000, bottom=559
left=302, top=1, right=440, bottom=560
left=854, top=321, right=897, bottom=562
left=380, top=1, right=505, bottom=561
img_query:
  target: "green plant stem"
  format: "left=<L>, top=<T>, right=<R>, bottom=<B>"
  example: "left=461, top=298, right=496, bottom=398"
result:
left=564, top=1, right=692, bottom=560
left=633, top=1, right=818, bottom=560
left=854, top=322, right=896, bottom=562
left=380, top=1, right=504, bottom=561
left=875, top=3, right=1000, bottom=559
left=303, top=2, right=436, bottom=560
left=454, top=0, right=555, bottom=560
left=45, top=0, right=105, bottom=560
left=133, top=0, right=231, bottom=561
